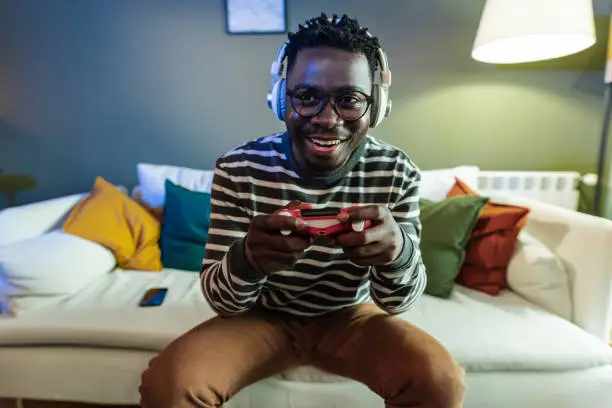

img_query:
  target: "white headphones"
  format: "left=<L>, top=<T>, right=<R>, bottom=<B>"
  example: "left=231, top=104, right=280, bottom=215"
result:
left=266, top=19, right=392, bottom=128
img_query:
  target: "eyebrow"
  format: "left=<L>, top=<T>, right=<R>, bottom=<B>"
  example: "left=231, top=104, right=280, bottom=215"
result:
left=292, top=83, right=369, bottom=94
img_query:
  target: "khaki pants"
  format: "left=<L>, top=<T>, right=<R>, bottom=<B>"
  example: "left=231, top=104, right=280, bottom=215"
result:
left=139, top=303, right=465, bottom=408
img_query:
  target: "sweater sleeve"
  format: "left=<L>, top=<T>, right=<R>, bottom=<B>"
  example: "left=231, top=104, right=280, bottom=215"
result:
left=369, top=163, right=427, bottom=315
left=200, top=161, right=267, bottom=317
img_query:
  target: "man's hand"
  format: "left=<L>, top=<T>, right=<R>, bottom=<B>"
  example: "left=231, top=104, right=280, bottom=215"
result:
left=244, top=201, right=313, bottom=275
left=332, top=205, right=404, bottom=266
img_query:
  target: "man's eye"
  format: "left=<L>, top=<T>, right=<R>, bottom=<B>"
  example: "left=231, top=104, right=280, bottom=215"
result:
left=294, top=93, right=320, bottom=103
left=339, top=96, right=358, bottom=103
left=338, top=95, right=363, bottom=107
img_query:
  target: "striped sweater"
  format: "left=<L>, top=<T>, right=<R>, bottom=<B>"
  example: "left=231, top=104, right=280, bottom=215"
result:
left=200, top=132, right=427, bottom=317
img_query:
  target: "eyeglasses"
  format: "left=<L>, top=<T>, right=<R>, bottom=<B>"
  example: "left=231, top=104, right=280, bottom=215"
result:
left=287, top=87, right=373, bottom=121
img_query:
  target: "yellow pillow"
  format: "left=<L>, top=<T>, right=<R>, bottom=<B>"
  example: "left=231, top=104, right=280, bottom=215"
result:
left=63, top=177, right=162, bottom=271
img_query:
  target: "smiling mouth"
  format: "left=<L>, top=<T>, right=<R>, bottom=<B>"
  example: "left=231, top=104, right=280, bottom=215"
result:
left=304, top=136, right=348, bottom=157
left=306, top=136, right=347, bottom=148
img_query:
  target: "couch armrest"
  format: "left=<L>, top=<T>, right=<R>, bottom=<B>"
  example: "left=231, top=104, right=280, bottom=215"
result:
left=0, top=193, right=87, bottom=246
left=0, top=185, right=129, bottom=246
left=491, top=194, right=612, bottom=343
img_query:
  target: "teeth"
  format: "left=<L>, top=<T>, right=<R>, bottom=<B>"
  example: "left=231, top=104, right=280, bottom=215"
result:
left=311, top=138, right=341, bottom=146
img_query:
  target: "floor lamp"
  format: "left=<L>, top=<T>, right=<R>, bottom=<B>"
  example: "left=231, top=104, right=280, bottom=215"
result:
left=594, top=18, right=612, bottom=217
left=471, top=0, right=599, bottom=207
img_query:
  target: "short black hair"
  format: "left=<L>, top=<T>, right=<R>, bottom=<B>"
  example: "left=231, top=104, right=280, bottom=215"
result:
left=285, top=13, right=380, bottom=81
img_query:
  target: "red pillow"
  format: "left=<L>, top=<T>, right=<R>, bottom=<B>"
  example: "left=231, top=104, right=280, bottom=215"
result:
left=447, top=178, right=530, bottom=295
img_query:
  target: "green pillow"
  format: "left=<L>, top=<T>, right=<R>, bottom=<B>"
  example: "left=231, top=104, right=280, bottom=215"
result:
left=419, top=195, right=488, bottom=298
left=160, top=179, right=212, bottom=272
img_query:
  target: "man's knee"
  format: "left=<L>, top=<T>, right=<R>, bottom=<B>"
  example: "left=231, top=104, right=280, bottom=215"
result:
left=384, top=339, right=465, bottom=408
left=416, top=353, right=466, bottom=408
left=139, top=354, right=219, bottom=408
left=139, top=356, right=180, bottom=408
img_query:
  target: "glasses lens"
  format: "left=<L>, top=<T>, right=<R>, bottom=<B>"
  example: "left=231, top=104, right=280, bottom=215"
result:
left=335, top=93, right=369, bottom=121
left=290, top=88, right=370, bottom=121
left=290, top=88, right=324, bottom=117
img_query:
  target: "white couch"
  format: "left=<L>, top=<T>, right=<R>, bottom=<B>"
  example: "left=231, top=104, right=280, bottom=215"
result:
left=0, top=165, right=612, bottom=408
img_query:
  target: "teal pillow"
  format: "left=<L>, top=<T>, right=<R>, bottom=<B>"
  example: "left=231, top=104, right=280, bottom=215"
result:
left=160, top=180, right=212, bottom=271
left=419, top=195, right=489, bottom=298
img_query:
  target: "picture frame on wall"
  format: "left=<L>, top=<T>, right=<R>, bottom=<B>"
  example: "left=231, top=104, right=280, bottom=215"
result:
left=225, top=0, right=287, bottom=35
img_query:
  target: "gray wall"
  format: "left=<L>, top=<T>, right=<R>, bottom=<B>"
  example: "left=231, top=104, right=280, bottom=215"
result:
left=0, top=0, right=609, bottom=207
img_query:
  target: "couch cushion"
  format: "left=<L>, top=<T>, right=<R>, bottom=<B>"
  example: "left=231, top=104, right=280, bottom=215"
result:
left=0, top=269, right=211, bottom=349
left=0, top=270, right=610, bottom=379
left=0, top=229, right=117, bottom=315
left=160, top=180, right=211, bottom=272
left=506, top=230, right=572, bottom=321
left=447, top=177, right=531, bottom=296
left=136, top=163, right=215, bottom=208
left=63, top=177, right=162, bottom=271
left=419, top=196, right=489, bottom=298
left=420, top=166, right=480, bottom=202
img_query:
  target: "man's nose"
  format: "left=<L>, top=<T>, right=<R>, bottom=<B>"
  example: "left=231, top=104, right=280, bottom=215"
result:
left=310, top=100, right=342, bottom=127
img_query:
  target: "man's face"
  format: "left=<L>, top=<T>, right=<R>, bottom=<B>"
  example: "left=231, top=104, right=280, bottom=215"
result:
left=284, top=47, right=373, bottom=176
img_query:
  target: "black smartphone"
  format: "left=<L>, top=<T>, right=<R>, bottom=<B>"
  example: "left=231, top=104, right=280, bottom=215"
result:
left=139, top=287, right=168, bottom=307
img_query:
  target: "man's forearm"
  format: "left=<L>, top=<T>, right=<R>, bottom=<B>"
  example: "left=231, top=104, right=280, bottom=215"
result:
left=369, top=224, right=427, bottom=314
left=201, top=238, right=267, bottom=317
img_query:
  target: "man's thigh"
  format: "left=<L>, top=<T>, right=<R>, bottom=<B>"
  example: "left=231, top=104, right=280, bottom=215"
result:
left=139, top=308, right=300, bottom=408
left=307, top=303, right=465, bottom=408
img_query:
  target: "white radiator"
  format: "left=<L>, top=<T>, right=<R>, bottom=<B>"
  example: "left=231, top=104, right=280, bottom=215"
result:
left=476, top=171, right=581, bottom=211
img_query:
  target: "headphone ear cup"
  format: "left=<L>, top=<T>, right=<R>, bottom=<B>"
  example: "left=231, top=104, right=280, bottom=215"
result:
left=369, top=84, right=391, bottom=128
left=270, top=79, right=287, bottom=121
left=369, top=85, right=381, bottom=128
left=277, top=79, right=287, bottom=121
left=369, top=46, right=392, bottom=128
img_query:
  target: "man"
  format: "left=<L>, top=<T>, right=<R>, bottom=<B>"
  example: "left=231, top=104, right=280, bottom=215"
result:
left=140, top=13, right=465, bottom=408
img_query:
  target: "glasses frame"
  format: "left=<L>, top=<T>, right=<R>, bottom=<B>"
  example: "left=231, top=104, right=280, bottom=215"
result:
left=286, top=87, right=374, bottom=122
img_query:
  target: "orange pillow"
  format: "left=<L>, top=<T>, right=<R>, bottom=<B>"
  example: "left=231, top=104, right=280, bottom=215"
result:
left=63, top=177, right=162, bottom=271
left=447, top=177, right=530, bottom=295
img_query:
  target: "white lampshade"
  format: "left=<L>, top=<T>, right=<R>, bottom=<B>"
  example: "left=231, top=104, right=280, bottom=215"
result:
left=472, top=0, right=597, bottom=64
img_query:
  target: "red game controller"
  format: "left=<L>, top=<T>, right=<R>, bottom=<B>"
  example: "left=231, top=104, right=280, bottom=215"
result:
left=275, top=207, right=372, bottom=237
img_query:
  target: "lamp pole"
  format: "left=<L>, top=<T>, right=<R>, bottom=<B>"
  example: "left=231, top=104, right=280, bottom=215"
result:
left=593, top=86, right=612, bottom=216
left=593, top=14, right=612, bottom=218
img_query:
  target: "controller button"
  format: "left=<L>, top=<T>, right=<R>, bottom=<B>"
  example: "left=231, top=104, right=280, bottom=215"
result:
left=352, top=221, right=365, bottom=232
left=277, top=210, right=294, bottom=236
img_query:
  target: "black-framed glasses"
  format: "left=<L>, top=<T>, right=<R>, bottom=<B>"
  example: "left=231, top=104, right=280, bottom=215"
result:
left=287, top=86, right=373, bottom=121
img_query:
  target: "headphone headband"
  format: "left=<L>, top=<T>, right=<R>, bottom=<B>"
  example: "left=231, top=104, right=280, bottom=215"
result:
left=266, top=20, right=392, bottom=128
